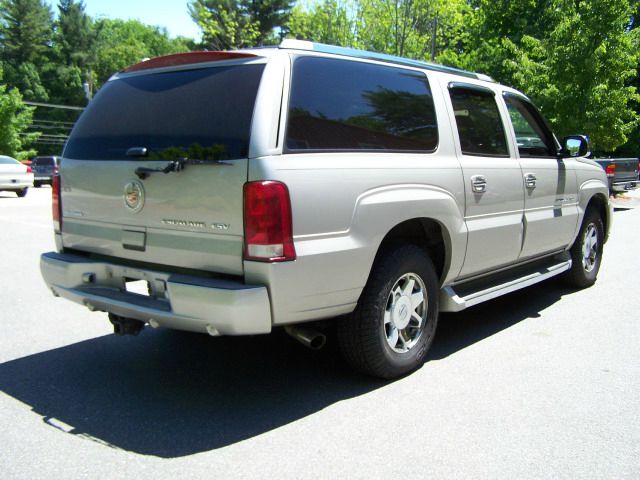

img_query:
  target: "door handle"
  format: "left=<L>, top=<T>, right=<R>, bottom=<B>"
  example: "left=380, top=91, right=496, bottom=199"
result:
left=471, top=175, right=487, bottom=193
left=524, top=173, right=537, bottom=189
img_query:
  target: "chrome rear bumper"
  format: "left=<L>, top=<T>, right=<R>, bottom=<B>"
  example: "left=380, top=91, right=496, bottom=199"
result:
left=40, top=252, right=272, bottom=336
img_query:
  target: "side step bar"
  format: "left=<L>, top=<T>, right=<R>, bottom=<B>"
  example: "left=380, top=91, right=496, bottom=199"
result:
left=440, top=256, right=572, bottom=312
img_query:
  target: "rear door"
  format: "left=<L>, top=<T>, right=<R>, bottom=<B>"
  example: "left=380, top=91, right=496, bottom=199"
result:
left=61, top=59, right=267, bottom=275
left=447, top=84, right=524, bottom=277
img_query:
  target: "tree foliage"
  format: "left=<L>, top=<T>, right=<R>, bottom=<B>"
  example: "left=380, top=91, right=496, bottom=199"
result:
left=189, top=0, right=293, bottom=49
left=455, top=0, right=639, bottom=151
left=0, top=0, right=53, bottom=100
left=288, top=0, right=357, bottom=46
left=0, top=65, right=39, bottom=159
left=0, top=0, right=638, bottom=156
left=92, top=19, right=191, bottom=86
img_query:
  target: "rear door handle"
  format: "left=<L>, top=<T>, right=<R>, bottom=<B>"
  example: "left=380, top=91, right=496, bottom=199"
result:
left=471, top=175, right=487, bottom=193
left=524, top=173, right=537, bottom=189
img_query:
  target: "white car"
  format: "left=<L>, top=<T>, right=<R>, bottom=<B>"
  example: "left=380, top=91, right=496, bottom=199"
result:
left=0, top=155, right=34, bottom=197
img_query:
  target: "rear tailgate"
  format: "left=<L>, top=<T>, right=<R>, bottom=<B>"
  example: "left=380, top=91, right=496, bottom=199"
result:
left=613, top=158, right=639, bottom=183
left=60, top=58, right=266, bottom=275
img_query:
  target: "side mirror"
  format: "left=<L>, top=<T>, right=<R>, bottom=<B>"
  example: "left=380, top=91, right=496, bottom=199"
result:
left=560, top=135, right=591, bottom=158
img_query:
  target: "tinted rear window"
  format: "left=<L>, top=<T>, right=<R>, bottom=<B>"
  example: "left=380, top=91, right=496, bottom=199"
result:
left=0, top=156, right=19, bottom=165
left=64, top=64, right=265, bottom=161
left=286, top=56, right=438, bottom=152
left=33, top=157, right=55, bottom=166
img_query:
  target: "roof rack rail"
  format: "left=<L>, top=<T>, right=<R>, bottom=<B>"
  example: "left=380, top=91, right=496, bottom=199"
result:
left=279, top=39, right=491, bottom=81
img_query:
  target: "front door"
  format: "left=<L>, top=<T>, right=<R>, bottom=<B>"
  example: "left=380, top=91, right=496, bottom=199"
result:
left=502, top=93, right=579, bottom=259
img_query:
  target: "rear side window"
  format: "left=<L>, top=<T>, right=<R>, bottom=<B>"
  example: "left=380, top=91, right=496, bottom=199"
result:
left=286, top=56, right=438, bottom=152
left=449, top=87, right=509, bottom=157
left=64, top=64, right=265, bottom=161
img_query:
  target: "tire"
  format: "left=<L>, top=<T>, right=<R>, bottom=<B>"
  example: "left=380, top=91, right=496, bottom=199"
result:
left=16, top=188, right=28, bottom=198
left=565, top=209, right=604, bottom=288
left=34, top=181, right=41, bottom=188
left=337, top=243, right=439, bottom=379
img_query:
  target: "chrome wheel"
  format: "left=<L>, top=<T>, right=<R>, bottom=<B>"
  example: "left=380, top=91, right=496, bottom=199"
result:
left=383, top=273, right=427, bottom=353
left=582, top=223, right=599, bottom=272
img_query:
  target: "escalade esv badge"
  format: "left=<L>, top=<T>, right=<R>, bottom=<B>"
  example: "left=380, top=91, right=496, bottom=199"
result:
left=123, top=180, right=145, bottom=213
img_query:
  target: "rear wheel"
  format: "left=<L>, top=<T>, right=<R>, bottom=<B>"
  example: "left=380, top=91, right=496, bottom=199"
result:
left=565, top=209, right=604, bottom=288
left=16, top=188, right=28, bottom=197
left=337, top=244, right=439, bottom=379
left=34, top=181, right=41, bottom=188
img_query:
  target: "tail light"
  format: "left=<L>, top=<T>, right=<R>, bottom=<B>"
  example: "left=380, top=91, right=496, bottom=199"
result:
left=26, top=166, right=33, bottom=173
left=243, top=181, right=296, bottom=262
left=605, top=163, right=616, bottom=177
left=52, top=174, right=62, bottom=233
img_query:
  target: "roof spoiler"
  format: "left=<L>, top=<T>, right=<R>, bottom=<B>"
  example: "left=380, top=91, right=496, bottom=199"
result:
left=123, top=51, right=258, bottom=73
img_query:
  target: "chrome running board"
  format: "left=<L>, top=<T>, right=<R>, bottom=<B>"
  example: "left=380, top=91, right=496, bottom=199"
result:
left=440, top=256, right=572, bottom=312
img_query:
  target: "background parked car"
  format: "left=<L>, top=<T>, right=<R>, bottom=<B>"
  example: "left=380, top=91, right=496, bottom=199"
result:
left=0, top=155, right=34, bottom=197
left=31, top=156, right=60, bottom=187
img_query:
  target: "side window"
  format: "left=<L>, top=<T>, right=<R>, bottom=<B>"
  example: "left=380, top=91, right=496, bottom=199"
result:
left=449, top=87, right=509, bottom=157
left=286, top=56, right=438, bottom=152
left=504, top=95, right=556, bottom=157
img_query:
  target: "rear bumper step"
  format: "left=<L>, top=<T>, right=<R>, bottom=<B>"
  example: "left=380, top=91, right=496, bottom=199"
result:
left=440, top=255, right=572, bottom=312
left=40, top=251, right=272, bottom=336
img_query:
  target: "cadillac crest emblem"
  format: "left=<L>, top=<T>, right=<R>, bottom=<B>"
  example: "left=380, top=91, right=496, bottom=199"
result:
left=123, top=180, right=145, bottom=213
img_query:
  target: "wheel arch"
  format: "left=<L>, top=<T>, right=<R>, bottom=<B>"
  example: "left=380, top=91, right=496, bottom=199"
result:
left=585, top=192, right=611, bottom=243
left=373, top=217, right=452, bottom=284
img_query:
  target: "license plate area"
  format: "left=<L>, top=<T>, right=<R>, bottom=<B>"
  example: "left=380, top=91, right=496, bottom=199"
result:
left=124, top=278, right=150, bottom=296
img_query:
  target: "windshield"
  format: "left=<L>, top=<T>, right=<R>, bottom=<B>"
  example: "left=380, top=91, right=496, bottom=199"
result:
left=64, top=64, right=265, bottom=161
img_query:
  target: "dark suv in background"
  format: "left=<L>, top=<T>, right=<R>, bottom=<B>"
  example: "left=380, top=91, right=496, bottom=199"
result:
left=31, top=156, right=60, bottom=187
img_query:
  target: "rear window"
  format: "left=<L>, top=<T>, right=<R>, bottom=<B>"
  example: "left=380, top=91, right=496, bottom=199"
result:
left=33, top=157, right=55, bottom=166
left=64, top=64, right=265, bottom=161
left=286, top=56, right=438, bottom=152
left=0, top=156, right=19, bottom=165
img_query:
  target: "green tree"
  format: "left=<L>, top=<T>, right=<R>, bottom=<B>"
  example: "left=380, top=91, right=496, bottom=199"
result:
left=459, top=0, right=639, bottom=152
left=189, top=0, right=293, bottom=49
left=0, top=66, right=39, bottom=159
left=287, top=0, right=469, bottom=61
left=615, top=3, right=640, bottom=156
left=46, top=0, right=96, bottom=106
left=0, top=0, right=54, bottom=100
left=92, top=18, right=191, bottom=86
left=288, top=0, right=357, bottom=46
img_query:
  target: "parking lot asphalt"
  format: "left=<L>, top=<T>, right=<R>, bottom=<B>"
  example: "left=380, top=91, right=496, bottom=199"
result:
left=0, top=187, right=638, bottom=479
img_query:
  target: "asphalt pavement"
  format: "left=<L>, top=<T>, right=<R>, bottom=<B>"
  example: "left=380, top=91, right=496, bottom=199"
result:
left=0, top=187, right=638, bottom=479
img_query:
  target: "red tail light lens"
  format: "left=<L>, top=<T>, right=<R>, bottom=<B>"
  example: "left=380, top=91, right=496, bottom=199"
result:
left=52, top=174, right=62, bottom=233
left=243, top=181, right=296, bottom=262
left=605, top=163, right=616, bottom=177
left=26, top=166, right=33, bottom=173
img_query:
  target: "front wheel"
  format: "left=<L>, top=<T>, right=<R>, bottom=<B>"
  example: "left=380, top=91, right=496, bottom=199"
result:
left=337, top=244, right=439, bottom=379
left=565, top=209, right=604, bottom=288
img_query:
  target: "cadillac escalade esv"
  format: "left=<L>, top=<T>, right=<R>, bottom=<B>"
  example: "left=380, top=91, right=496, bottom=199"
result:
left=40, top=40, right=611, bottom=378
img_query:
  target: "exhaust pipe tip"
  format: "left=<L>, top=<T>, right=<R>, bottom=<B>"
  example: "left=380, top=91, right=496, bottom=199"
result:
left=285, top=325, right=327, bottom=350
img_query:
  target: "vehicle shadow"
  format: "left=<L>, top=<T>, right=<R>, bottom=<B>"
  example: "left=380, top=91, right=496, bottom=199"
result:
left=0, top=279, right=572, bottom=458
left=428, top=278, right=571, bottom=360
left=0, top=327, right=385, bottom=458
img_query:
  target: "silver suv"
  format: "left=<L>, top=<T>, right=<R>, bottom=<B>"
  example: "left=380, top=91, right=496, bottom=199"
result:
left=40, top=40, right=611, bottom=378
